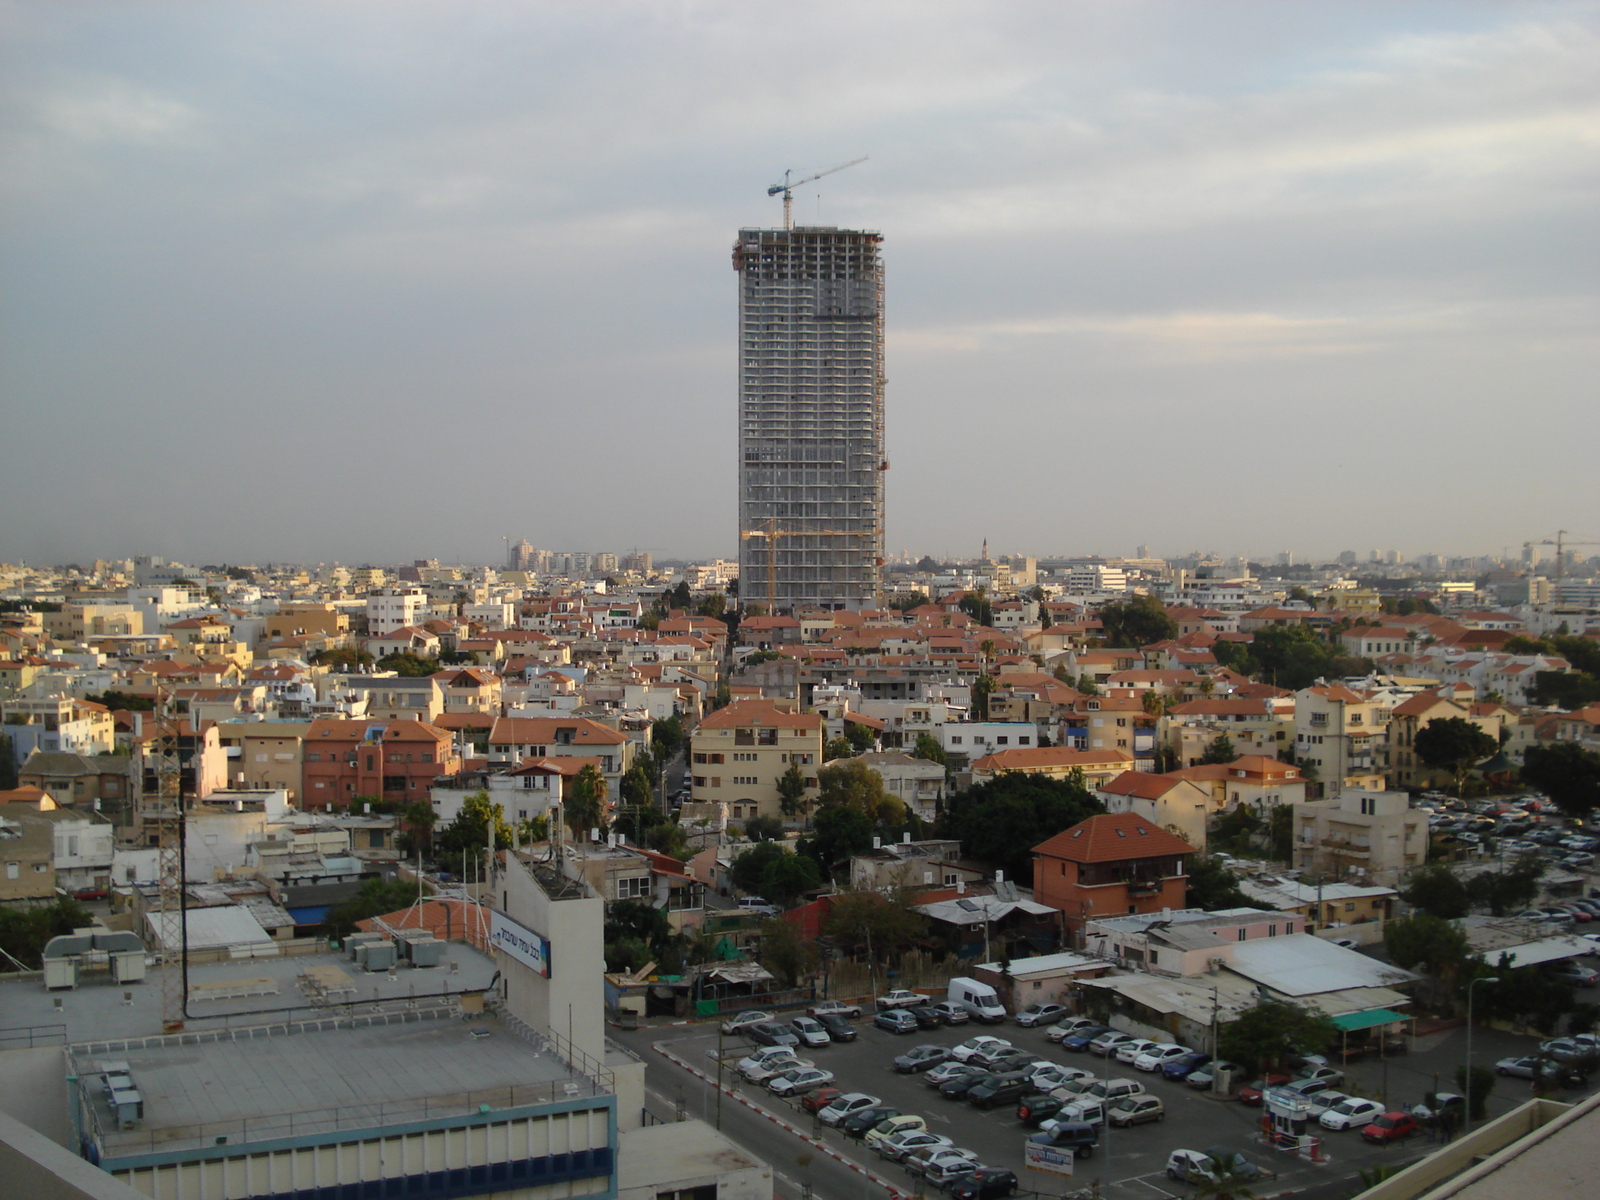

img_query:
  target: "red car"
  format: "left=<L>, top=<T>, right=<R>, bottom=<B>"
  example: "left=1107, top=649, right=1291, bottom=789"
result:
left=802, top=1087, right=842, bottom=1115
left=1362, top=1112, right=1421, bottom=1145
left=1236, top=1074, right=1290, bottom=1106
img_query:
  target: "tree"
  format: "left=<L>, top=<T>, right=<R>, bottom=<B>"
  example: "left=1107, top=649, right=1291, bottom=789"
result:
left=744, top=814, right=784, bottom=842
left=1186, top=857, right=1262, bottom=912
left=1199, top=734, right=1237, bottom=765
left=728, top=841, right=821, bottom=906
left=958, top=587, right=993, bottom=627
left=1465, top=853, right=1545, bottom=916
left=889, top=592, right=930, bottom=612
left=0, top=734, right=17, bottom=791
left=1401, top=863, right=1472, bottom=920
left=566, top=764, right=608, bottom=840
left=938, top=771, right=1103, bottom=886
left=396, top=800, right=437, bottom=857
left=823, top=886, right=928, bottom=965
left=83, top=690, right=156, bottom=713
left=1385, top=913, right=1473, bottom=1009
left=309, top=646, right=374, bottom=672
left=669, top=581, right=692, bottom=610
left=777, top=762, right=809, bottom=820
left=1414, top=717, right=1498, bottom=796
left=1193, top=1152, right=1261, bottom=1200
left=815, top=758, right=905, bottom=825
left=797, top=804, right=876, bottom=875
left=651, top=713, right=686, bottom=761
left=376, top=650, right=441, bottom=677
left=911, top=733, right=948, bottom=769
left=1218, top=999, right=1339, bottom=1075
left=1246, top=625, right=1370, bottom=690
left=434, top=791, right=513, bottom=876
left=604, top=899, right=677, bottom=973
left=757, top=915, right=820, bottom=987
left=1096, top=595, right=1177, bottom=648
left=0, top=898, right=92, bottom=970
left=325, top=877, right=430, bottom=939
left=1454, top=1065, right=1496, bottom=1122
left=1521, top=743, right=1600, bottom=821
left=844, top=720, right=877, bottom=753
left=970, top=672, right=996, bottom=720
left=824, top=736, right=855, bottom=762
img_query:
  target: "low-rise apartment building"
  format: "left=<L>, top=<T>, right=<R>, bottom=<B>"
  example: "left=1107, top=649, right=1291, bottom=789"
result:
left=689, top=699, right=821, bottom=822
left=1293, top=787, right=1427, bottom=889
left=1032, top=813, right=1196, bottom=945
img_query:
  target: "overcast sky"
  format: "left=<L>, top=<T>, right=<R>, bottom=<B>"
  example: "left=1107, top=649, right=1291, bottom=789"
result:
left=3, top=1, right=1596, bottom=569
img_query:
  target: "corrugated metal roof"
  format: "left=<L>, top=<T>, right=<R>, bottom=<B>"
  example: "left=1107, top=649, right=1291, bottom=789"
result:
left=145, top=905, right=274, bottom=952
left=1227, top=934, right=1418, bottom=996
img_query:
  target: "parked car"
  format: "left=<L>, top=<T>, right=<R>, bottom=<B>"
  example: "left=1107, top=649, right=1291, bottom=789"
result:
left=950, top=1035, right=1012, bottom=1062
left=1115, top=1038, right=1162, bottom=1066
left=1165, top=1149, right=1220, bottom=1184
left=923, top=1155, right=984, bottom=1190
left=801, top=1087, right=842, bottom=1114
left=1086, top=1077, right=1146, bottom=1104
left=1295, top=1065, right=1346, bottom=1088
left=940, top=1071, right=1000, bottom=1101
left=1548, top=962, right=1599, bottom=987
left=1107, top=1095, right=1165, bottom=1127
left=1362, top=1112, right=1421, bottom=1145
left=928, top=1001, right=971, bottom=1025
left=973, top=1046, right=1038, bottom=1070
left=808, top=1000, right=862, bottom=1020
left=947, top=1167, right=1019, bottom=1200
left=863, top=1114, right=928, bottom=1149
left=1194, top=1148, right=1268, bottom=1182
left=815, top=1012, right=857, bottom=1042
left=1061, top=1025, right=1111, bottom=1052
left=737, top=896, right=779, bottom=916
left=841, top=1106, right=901, bottom=1138
left=875, top=988, right=932, bottom=1010
left=747, top=1022, right=799, bottom=1048
left=1026, top=1063, right=1092, bottom=1091
left=1027, top=1121, right=1098, bottom=1160
left=925, top=1061, right=980, bottom=1087
left=1047, top=1017, right=1103, bottom=1042
left=1162, top=1052, right=1212, bottom=1082
left=790, top=1016, right=833, bottom=1048
left=875, top=1128, right=952, bottom=1162
left=1321, top=1097, right=1385, bottom=1130
left=909, top=1004, right=944, bottom=1029
left=1186, top=1060, right=1239, bottom=1090
left=1306, top=1090, right=1352, bottom=1119
left=1236, top=1074, right=1291, bottom=1105
left=818, top=1092, right=882, bottom=1127
left=1014, top=1002, right=1069, bottom=1028
left=743, top=1054, right=809, bottom=1083
left=906, top=1148, right=979, bottom=1180
left=875, top=1010, right=920, bottom=1035
left=737, top=1045, right=801, bottom=1076
left=1016, top=1093, right=1068, bottom=1126
left=721, top=1010, right=771, bottom=1036
left=894, top=1044, right=953, bottom=1073
left=1043, top=1098, right=1105, bottom=1129
left=1134, top=1044, right=1192, bottom=1073
left=768, top=1066, right=835, bottom=1096
left=966, top=1072, right=1033, bottom=1110
left=1088, top=1031, right=1136, bottom=1057
left=1495, top=1055, right=1565, bottom=1080
left=1539, top=1037, right=1597, bottom=1063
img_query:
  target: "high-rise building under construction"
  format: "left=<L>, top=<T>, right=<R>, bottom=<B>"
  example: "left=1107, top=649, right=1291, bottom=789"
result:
left=733, top=226, right=885, bottom=612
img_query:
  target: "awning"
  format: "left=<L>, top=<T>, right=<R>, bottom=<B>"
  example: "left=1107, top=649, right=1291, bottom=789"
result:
left=1331, top=1007, right=1407, bottom=1032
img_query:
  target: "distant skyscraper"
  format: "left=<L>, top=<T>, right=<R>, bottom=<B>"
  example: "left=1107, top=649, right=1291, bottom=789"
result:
left=733, top=225, right=885, bottom=612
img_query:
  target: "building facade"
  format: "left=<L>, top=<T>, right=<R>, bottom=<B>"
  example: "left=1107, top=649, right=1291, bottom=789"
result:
left=688, top=699, right=821, bottom=823
left=733, top=226, right=885, bottom=612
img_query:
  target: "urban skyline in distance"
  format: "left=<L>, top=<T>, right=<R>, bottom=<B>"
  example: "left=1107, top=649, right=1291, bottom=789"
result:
left=2, top=5, right=1596, bottom=567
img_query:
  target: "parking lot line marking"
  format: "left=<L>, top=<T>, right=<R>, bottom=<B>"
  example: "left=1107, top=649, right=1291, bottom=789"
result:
left=1117, top=1174, right=1178, bottom=1199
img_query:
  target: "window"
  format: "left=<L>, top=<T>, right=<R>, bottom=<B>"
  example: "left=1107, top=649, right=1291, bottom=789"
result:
left=997, top=737, right=1009, bottom=746
left=1237, top=928, right=1247, bottom=941
left=1149, top=950, right=1159, bottom=964
left=1360, top=796, right=1376, bottom=815
left=1268, top=924, right=1278, bottom=936
left=951, top=736, right=962, bottom=745
left=615, top=876, right=651, bottom=900
left=5, top=863, right=17, bottom=880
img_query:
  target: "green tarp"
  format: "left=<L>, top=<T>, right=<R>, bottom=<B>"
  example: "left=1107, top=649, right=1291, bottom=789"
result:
left=1331, top=1007, right=1406, bottom=1032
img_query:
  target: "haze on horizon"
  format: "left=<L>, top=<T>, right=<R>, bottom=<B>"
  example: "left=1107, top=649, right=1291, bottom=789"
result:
left=2, top=1, right=1596, bottom=569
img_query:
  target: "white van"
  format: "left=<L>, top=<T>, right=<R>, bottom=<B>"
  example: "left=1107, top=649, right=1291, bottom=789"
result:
left=947, top=976, right=1007, bottom=1024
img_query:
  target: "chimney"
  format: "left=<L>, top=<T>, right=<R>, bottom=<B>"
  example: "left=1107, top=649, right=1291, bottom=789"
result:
left=995, top=869, right=1004, bottom=882
left=872, top=836, right=880, bottom=850
left=364, top=802, right=371, bottom=814
left=902, top=832, right=910, bottom=844
left=956, top=879, right=966, bottom=895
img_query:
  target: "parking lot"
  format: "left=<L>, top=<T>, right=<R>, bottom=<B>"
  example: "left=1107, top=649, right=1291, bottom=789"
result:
left=638, top=1006, right=1576, bottom=1200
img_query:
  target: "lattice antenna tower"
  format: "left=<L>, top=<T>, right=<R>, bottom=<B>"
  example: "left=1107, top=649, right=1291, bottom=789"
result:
left=152, top=682, right=187, bottom=1032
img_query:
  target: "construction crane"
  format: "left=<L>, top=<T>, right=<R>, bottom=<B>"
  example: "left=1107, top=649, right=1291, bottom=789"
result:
left=767, top=157, right=867, bottom=230
left=741, top=521, right=876, bottom=614
left=1523, top=531, right=1600, bottom=583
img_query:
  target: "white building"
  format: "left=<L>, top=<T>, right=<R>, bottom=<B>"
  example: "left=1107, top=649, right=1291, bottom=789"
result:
left=365, top=587, right=426, bottom=636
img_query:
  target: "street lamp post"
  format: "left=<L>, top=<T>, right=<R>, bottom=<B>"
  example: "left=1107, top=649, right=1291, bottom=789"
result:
left=1464, top=975, right=1500, bottom=1133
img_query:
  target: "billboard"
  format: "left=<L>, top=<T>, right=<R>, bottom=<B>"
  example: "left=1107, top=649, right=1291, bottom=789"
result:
left=490, top=910, right=551, bottom=978
left=1023, top=1141, right=1075, bottom=1178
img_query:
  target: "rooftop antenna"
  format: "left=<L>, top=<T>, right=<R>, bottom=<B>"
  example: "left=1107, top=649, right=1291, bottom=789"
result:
left=767, top=157, right=867, bottom=230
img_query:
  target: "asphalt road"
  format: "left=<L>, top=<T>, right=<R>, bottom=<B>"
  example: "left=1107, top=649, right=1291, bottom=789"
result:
left=615, top=1008, right=1600, bottom=1200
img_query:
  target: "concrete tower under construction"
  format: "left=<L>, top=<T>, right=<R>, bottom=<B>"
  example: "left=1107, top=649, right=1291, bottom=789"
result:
left=733, top=226, right=885, bottom=612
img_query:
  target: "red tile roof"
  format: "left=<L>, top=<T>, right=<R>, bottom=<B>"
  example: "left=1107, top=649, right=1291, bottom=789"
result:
left=1033, top=813, right=1197, bottom=863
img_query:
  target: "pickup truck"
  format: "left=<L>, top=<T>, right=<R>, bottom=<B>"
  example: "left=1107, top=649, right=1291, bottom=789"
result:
left=875, top=989, right=932, bottom=1011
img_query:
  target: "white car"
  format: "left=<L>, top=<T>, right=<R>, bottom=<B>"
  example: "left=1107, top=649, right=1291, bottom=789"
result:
left=1133, top=1043, right=1192, bottom=1072
left=736, top=1046, right=801, bottom=1077
left=875, top=1129, right=952, bottom=1162
left=1041, top=1098, right=1106, bottom=1129
left=1114, top=1038, right=1161, bottom=1065
left=767, top=1066, right=834, bottom=1096
left=1305, top=1090, right=1351, bottom=1119
left=906, top=1147, right=979, bottom=1179
left=950, top=1035, right=1012, bottom=1063
left=742, top=1054, right=810, bottom=1083
left=1027, top=1063, right=1093, bottom=1090
left=818, top=1092, right=881, bottom=1127
left=1320, top=1097, right=1385, bottom=1130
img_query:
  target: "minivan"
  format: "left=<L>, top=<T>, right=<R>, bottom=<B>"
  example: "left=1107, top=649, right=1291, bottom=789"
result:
left=948, top=976, right=1007, bottom=1024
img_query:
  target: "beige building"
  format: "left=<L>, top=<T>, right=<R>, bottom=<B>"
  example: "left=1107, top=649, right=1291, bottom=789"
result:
left=1294, top=787, right=1427, bottom=888
left=854, top=751, right=946, bottom=822
left=216, top=721, right=311, bottom=801
left=969, top=745, right=1133, bottom=789
left=688, top=699, right=821, bottom=823
left=0, top=805, right=56, bottom=903
left=1388, top=690, right=1505, bottom=790
left=1294, top=684, right=1386, bottom=796
left=1162, top=696, right=1295, bottom=766
left=1096, top=771, right=1217, bottom=850
left=1166, top=754, right=1309, bottom=814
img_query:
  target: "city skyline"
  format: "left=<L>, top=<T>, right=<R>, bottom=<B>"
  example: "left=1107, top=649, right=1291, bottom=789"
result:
left=2, top=3, right=1596, bottom=566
